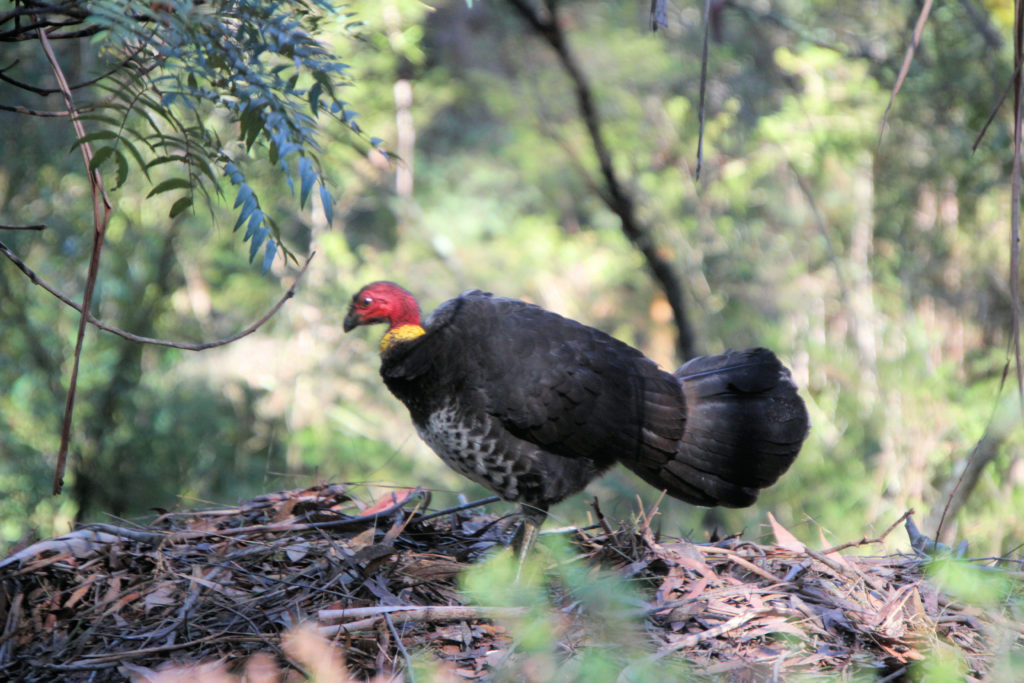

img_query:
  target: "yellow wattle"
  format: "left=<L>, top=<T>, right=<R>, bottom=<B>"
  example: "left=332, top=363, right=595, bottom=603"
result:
left=380, top=324, right=426, bottom=352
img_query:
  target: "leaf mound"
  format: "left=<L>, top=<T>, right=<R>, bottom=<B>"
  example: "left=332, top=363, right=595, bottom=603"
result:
left=1, top=484, right=1021, bottom=681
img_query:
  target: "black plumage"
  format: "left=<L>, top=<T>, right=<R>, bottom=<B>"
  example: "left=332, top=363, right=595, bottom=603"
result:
left=344, top=282, right=809, bottom=551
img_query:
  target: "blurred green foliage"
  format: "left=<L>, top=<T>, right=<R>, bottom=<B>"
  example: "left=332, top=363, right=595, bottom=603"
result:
left=1, top=0, right=1023, bottom=576
left=457, top=535, right=686, bottom=681
left=912, top=554, right=1024, bottom=679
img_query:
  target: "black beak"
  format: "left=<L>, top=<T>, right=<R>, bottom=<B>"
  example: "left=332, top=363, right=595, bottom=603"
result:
left=343, top=307, right=361, bottom=332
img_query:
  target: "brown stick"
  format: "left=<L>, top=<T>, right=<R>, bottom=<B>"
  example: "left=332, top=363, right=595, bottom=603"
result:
left=804, top=547, right=886, bottom=592
left=699, top=548, right=784, bottom=584
left=39, top=27, right=112, bottom=495
left=658, top=609, right=764, bottom=651
left=878, top=0, right=935, bottom=144
left=930, top=396, right=1017, bottom=542
left=695, top=0, right=711, bottom=179
left=318, top=606, right=526, bottom=636
left=45, top=634, right=225, bottom=667
left=1004, top=0, right=1024, bottom=453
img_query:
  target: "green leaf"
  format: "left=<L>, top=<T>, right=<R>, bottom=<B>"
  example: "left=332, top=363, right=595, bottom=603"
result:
left=240, top=106, right=263, bottom=151
left=169, top=195, right=193, bottom=218
left=320, top=183, right=333, bottom=226
left=115, top=136, right=149, bottom=180
left=262, top=238, right=278, bottom=273
left=89, top=146, right=116, bottom=173
left=249, top=226, right=269, bottom=263
left=146, top=155, right=189, bottom=170
left=298, top=156, right=315, bottom=208
left=234, top=183, right=254, bottom=209
left=147, top=177, right=192, bottom=198
left=71, top=130, right=119, bottom=152
left=235, top=195, right=257, bottom=232
left=308, top=81, right=323, bottom=114
left=244, top=209, right=264, bottom=241
left=111, top=148, right=129, bottom=190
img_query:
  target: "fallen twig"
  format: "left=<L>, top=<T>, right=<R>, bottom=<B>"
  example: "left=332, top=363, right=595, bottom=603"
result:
left=319, top=605, right=525, bottom=636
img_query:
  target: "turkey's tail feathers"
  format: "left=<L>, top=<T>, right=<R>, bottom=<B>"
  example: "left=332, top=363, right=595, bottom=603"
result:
left=627, top=348, right=809, bottom=508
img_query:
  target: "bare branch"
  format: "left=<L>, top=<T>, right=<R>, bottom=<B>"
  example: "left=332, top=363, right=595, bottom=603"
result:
left=878, top=0, right=935, bottom=144
left=696, top=0, right=711, bottom=180
left=319, top=606, right=527, bottom=636
left=0, top=239, right=316, bottom=351
left=39, top=27, right=113, bottom=496
left=1007, top=2, right=1024, bottom=434
left=929, top=391, right=1019, bottom=542
left=972, top=57, right=1020, bottom=152
left=411, top=495, right=501, bottom=524
left=504, top=0, right=698, bottom=360
left=0, top=223, right=46, bottom=230
left=0, top=54, right=142, bottom=95
left=0, top=102, right=77, bottom=116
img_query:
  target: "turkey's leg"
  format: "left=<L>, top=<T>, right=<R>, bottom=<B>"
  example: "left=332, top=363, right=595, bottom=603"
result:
left=511, top=503, right=548, bottom=580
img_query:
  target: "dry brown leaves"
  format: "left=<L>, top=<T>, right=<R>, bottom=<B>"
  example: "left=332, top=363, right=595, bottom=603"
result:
left=1, top=483, right=1021, bottom=681
left=579, top=507, right=1023, bottom=681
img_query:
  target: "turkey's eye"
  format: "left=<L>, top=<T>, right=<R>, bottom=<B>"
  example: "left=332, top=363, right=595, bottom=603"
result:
left=362, top=296, right=373, bottom=306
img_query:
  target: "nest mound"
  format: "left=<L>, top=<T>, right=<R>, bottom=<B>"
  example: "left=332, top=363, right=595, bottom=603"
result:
left=1, top=484, right=1022, bottom=681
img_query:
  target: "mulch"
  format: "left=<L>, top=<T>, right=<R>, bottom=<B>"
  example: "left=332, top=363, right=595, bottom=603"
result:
left=1, top=483, right=1022, bottom=681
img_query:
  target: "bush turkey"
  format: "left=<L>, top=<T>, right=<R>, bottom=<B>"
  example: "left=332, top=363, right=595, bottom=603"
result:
left=344, top=282, right=809, bottom=558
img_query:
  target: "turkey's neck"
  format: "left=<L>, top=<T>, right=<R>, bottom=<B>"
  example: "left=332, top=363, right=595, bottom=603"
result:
left=380, top=323, right=425, bottom=352
left=380, top=297, right=425, bottom=353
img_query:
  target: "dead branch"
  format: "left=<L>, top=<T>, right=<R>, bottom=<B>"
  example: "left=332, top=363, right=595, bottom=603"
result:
left=318, top=605, right=526, bottom=636
left=1011, top=0, right=1024, bottom=412
left=696, top=0, right=711, bottom=179
left=0, top=223, right=45, bottom=230
left=928, top=398, right=1017, bottom=543
left=504, top=0, right=698, bottom=361
left=410, top=495, right=501, bottom=524
left=878, top=0, right=935, bottom=144
left=0, top=52, right=144, bottom=94
left=38, top=27, right=112, bottom=495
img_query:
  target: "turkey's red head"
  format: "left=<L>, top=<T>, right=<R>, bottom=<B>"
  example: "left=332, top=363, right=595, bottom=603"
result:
left=344, top=281, right=422, bottom=332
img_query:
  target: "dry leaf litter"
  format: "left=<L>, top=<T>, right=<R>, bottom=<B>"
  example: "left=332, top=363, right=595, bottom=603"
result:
left=1, top=483, right=1022, bottom=681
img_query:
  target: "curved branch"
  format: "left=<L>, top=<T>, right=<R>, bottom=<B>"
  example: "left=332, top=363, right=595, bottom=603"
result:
left=0, top=51, right=147, bottom=95
left=0, top=239, right=315, bottom=351
left=505, top=0, right=698, bottom=360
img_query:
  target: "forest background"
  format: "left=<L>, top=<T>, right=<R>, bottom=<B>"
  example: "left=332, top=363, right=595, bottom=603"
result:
left=1, top=0, right=1022, bottom=562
